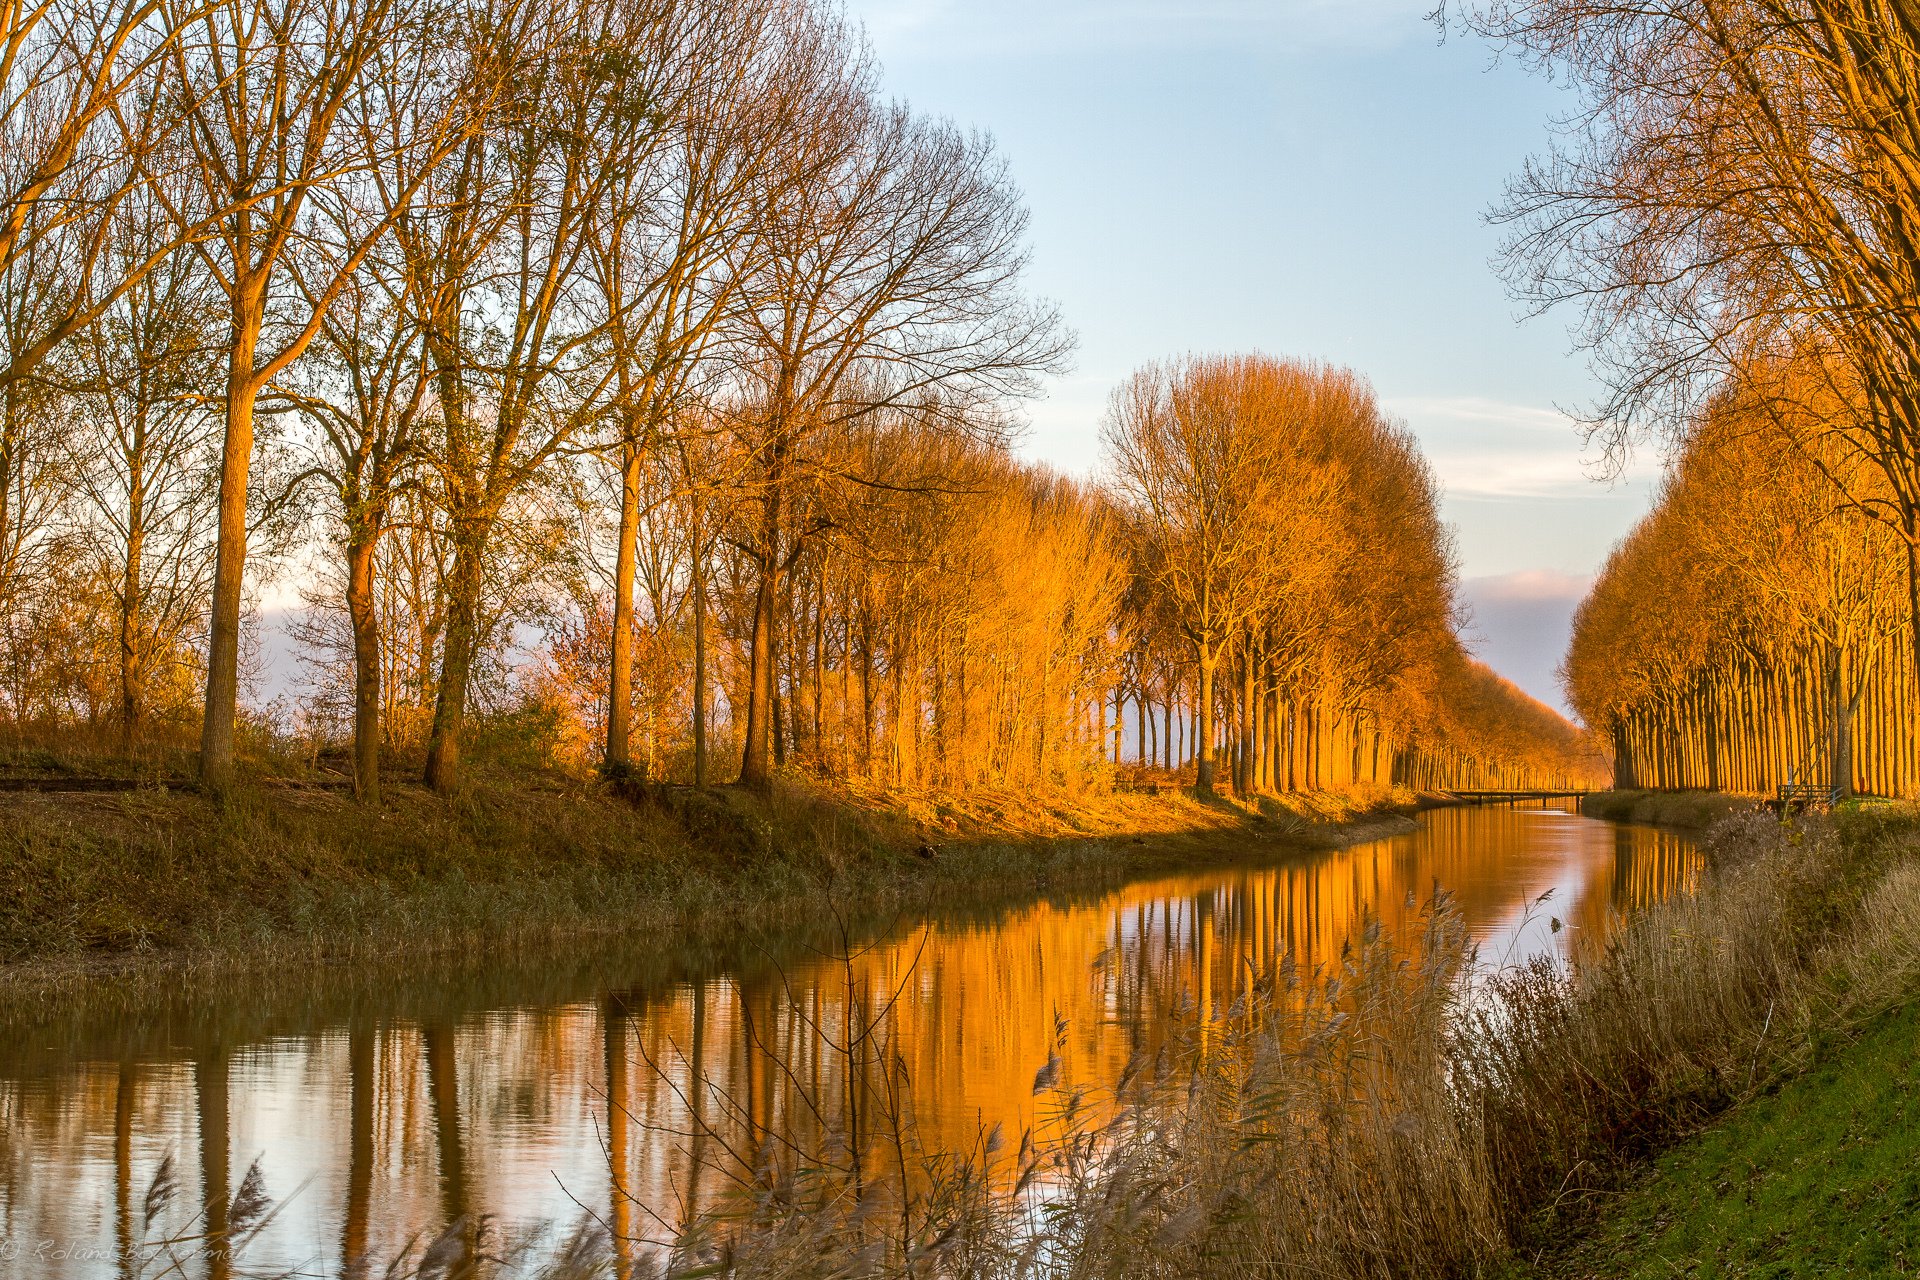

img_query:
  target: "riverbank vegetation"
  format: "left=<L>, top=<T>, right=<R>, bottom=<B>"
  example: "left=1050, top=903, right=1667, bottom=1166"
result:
left=716, top=812, right=1918, bottom=1277
left=0, top=766, right=1431, bottom=983
left=668, top=804, right=1919, bottom=1278
left=1446, top=0, right=1920, bottom=800
left=0, top=0, right=1597, bottom=835
left=1577, top=788, right=1759, bottom=829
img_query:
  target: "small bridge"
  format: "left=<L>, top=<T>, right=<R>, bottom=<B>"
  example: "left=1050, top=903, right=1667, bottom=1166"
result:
left=1444, top=789, right=1592, bottom=805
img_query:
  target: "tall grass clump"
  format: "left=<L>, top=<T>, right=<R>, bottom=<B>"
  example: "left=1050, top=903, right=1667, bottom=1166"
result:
left=1452, top=807, right=1910, bottom=1244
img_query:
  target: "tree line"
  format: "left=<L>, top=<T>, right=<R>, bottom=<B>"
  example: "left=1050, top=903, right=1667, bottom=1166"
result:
left=0, top=0, right=1593, bottom=799
left=1104, top=355, right=1600, bottom=797
left=1566, top=361, right=1917, bottom=796
left=1456, top=0, right=1920, bottom=798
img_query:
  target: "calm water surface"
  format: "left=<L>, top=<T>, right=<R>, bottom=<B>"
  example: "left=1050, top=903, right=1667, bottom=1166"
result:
left=0, top=802, right=1696, bottom=1278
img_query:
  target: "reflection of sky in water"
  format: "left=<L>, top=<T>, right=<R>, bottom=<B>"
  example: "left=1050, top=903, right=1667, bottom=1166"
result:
left=1466, top=807, right=1625, bottom=971
left=0, top=803, right=1697, bottom=1279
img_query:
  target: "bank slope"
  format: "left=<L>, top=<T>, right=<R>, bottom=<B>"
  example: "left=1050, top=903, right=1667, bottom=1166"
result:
left=1524, top=997, right=1920, bottom=1278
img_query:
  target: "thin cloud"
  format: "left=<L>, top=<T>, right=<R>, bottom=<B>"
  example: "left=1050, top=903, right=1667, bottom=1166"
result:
left=1386, top=394, right=1663, bottom=500
left=1464, top=569, right=1593, bottom=603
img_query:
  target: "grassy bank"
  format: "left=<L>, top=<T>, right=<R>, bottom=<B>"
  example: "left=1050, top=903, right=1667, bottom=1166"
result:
left=0, top=763, right=1421, bottom=996
left=1523, top=997, right=1920, bottom=1277
left=1578, top=787, right=1760, bottom=827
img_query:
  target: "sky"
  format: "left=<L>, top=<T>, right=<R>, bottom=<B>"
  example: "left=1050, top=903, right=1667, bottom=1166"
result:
left=839, top=0, right=1667, bottom=718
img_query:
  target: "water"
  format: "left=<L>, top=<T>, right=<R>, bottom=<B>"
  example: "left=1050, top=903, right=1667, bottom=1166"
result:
left=0, top=801, right=1696, bottom=1278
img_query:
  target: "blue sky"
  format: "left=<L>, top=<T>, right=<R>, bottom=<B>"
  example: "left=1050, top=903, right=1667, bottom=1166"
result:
left=841, top=0, right=1665, bottom=716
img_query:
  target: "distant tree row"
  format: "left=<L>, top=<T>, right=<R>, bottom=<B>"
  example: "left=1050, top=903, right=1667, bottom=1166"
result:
left=1567, top=360, right=1917, bottom=796
left=1459, top=0, right=1920, bottom=797
left=0, top=0, right=1593, bottom=798
left=1103, top=355, right=1602, bottom=797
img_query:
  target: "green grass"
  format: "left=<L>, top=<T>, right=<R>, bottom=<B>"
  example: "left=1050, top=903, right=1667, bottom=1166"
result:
left=1526, top=999, right=1920, bottom=1278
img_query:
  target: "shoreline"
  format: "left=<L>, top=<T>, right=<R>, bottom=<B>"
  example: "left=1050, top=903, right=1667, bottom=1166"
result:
left=1576, top=788, right=1760, bottom=829
left=0, top=776, right=1432, bottom=1009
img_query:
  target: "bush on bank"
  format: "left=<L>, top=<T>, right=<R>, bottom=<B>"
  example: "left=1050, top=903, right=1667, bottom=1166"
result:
left=1577, top=787, right=1757, bottom=828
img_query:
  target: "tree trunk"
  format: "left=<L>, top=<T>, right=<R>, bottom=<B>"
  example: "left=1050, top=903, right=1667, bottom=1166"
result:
left=1907, top=517, right=1920, bottom=795
left=1195, top=650, right=1218, bottom=797
left=605, top=439, right=644, bottom=773
left=840, top=619, right=854, bottom=777
left=770, top=591, right=787, bottom=770
left=345, top=526, right=383, bottom=804
left=199, top=314, right=262, bottom=792
left=812, top=574, right=825, bottom=764
left=740, top=555, right=777, bottom=789
left=120, top=476, right=145, bottom=752
left=860, top=619, right=876, bottom=778
left=1239, top=649, right=1256, bottom=795
left=424, top=519, right=489, bottom=793
left=739, top=462, right=782, bottom=789
left=691, top=534, right=709, bottom=788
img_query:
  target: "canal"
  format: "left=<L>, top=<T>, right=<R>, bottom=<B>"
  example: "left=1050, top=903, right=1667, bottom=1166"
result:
left=0, top=801, right=1697, bottom=1278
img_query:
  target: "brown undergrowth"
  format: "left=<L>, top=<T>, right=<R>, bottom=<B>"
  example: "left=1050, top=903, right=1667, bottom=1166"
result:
left=0, top=744, right=1421, bottom=1000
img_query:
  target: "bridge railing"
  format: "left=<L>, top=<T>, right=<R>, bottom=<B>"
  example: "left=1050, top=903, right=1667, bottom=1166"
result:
left=1773, top=780, right=1842, bottom=810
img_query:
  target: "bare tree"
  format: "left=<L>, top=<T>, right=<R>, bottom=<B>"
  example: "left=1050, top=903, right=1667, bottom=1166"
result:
left=1461, top=0, right=1920, bottom=726
left=60, top=194, right=222, bottom=747
left=585, top=0, right=777, bottom=776
left=0, top=0, right=200, bottom=394
left=2, top=1, right=195, bottom=677
left=156, top=0, right=481, bottom=789
left=724, top=38, right=1069, bottom=788
left=1102, top=357, right=1284, bottom=796
left=274, top=7, right=497, bottom=803
left=409, top=0, right=672, bottom=792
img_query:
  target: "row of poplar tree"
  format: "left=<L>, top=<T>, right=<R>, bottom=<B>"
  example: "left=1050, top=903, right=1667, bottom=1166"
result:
left=1567, top=365, right=1918, bottom=797
left=0, top=0, right=1594, bottom=799
left=1454, top=0, right=1920, bottom=799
